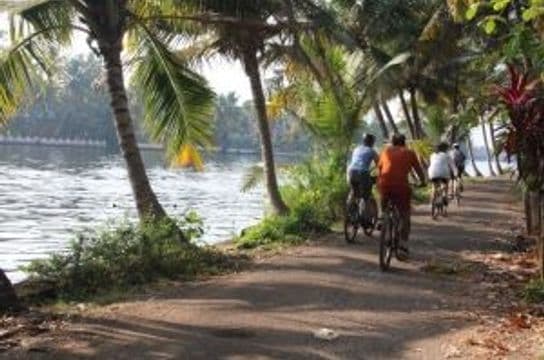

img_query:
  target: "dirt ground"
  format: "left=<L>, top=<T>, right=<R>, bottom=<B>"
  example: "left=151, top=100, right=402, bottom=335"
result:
left=2, top=178, right=543, bottom=359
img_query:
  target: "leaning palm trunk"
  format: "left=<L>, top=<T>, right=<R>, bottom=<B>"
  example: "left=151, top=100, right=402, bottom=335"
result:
left=0, top=269, right=20, bottom=313
left=398, top=90, right=416, bottom=139
left=480, top=116, right=496, bottom=177
left=409, top=87, right=425, bottom=139
left=101, top=42, right=168, bottom=222
left=373, top=102, right=389, bottom=140
left=243, top=50, right=288, bottom=215
left=381, top=97, right=399, bottom=134
left=467, top=136, right=483, bottom=177
left=488, top=118, right=504, bottom=175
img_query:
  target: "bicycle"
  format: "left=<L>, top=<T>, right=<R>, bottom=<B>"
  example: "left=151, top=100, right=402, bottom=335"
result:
left=379, top=184, right=424, bottom=271
left=379, top=198, right=401, bottom=271
left=452, top=177, right=462, bottom=206
left=344, top=177, right=378, bottom=243
left=431, top=181, right=448, bottom=219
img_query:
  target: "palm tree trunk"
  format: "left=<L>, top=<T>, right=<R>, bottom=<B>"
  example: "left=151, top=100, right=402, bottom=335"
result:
left=102, top=45, right=168, bottom=222
left=381, top=97, right=399, bottom=134
left=480, top=116, right=496, bottom=176
left=398, top=90, right=416, bottom=139
left=409, top=87, right=425, bottom=138
left=373, top=102, right=389, bottom=140
left=0, top=269, right=20, bottom=313
left=243, top=50, right=289, bottom=215
left=467, top=136, right=483, bottom=177
left=488, top=117, right=504, bottom=175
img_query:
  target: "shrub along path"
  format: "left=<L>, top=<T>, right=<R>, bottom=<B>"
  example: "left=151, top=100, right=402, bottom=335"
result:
left=2, top=178, right=543, bottom=359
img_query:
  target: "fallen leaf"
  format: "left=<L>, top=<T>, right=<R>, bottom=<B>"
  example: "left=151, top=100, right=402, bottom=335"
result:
left=508, top=314, right=531, bottom=330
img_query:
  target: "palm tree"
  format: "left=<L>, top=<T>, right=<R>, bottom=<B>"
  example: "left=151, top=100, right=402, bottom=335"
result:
left=177, top=0, right=297, bottom=215
left=380, top=96, right=399, bottom=134
left=373, top=102, right=390, bottom=139
left=0, top=269, right=20, bottom=313
left=488, top=112, right=504, bottom=175
left=0, top=1, right=215, bottom=222
left=467, top=135, right=484, bottom=177
left=398, top=90, right=417, bottom=138
left=480, top=113, right=497, bottom=177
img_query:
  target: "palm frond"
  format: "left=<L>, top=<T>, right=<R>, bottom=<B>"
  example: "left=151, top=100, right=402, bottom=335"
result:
left=0, top=0, right=76, bottom=125
left=0, top=0, right=48, bottom=11
left=0, top=31, right=57, bottom=124
left=9, top=0, right=77, bottom=47
left=131, top=25, right=216, bottom=162
left=241, top=165, right=264, bottom=193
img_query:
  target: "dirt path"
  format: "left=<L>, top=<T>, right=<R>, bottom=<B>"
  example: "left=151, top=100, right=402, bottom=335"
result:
left=3, top=178, right=542, bottom=359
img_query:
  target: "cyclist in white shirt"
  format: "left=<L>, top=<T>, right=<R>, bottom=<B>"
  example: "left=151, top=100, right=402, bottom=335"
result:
left=428, top=142, right=458, bottom=205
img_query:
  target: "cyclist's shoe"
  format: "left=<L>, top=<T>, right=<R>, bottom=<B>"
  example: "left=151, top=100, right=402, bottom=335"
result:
left=376, top=219, right=383, bottom=231
left=396, top=246, right=410, bottom=261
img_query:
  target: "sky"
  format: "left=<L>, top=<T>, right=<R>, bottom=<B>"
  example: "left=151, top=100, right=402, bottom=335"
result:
left=0, top=12, right=252, bottom=101
left=66, top=31, right=253, bottom=101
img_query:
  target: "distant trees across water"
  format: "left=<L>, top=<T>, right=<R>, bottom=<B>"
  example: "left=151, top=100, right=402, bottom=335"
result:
left=4, top=55, right=310, bottom=154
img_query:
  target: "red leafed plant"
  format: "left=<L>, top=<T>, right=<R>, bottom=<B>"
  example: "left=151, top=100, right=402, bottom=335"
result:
left=494, top=65, right=544, bottom=190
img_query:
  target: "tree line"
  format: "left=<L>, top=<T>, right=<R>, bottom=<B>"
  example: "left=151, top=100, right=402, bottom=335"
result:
left=4, top=55, right=310, bottom=154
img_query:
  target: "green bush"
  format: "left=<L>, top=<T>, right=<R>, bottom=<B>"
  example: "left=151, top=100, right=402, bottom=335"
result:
left=235, top=200, right=332, bottom=249
left=236, top=152, right=344, bottom=249
left=412, top=185, right=431, bottom=204
left=24, top=213, right=235, bottom=299
left=282, top=151, right=349, bottom=220
left=522, top=279, right=544, bottom=303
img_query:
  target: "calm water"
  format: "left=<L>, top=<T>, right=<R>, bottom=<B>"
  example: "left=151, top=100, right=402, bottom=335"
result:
left=0, top=145, right=266, bottom=283
left=0, top=144, right=509, bottom=283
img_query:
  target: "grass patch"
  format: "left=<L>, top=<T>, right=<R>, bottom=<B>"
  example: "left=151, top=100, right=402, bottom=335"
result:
left=522, top=279, right=544, bottom=303
left=235, top=201, right=331, bottom=249
left=236, top=154, right=343, bottom=249
left=412, top=185, right=431, bottom=204
left=23, top=214, right=243, bottom=302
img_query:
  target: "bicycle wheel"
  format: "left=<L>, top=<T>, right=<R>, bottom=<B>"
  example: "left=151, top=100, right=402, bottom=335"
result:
left=442, top=195, right=448, bottom=217
left=455, top=188, right=461, bottom=206
left=363, top=198, right=378, bottom=237
left=379, top=215, right=394, bottom=271
left=344, top=203, right=359, bottom=243
left=431, top=198, right=439, bottom=219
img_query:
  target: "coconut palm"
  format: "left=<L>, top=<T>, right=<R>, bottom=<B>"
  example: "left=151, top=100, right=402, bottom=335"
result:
left=0, top=0, right=215, bottom=222
left=168, top=0, right=315, bottom=215
left=480, top=112, right=497, bottom=176
left=0, top=268, right=20, bottom=313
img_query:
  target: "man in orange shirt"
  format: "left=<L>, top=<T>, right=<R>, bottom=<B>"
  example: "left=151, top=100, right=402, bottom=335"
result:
left=377, top=134, right=426, bottom=259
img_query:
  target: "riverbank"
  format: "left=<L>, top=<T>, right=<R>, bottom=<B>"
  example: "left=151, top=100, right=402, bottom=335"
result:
left=2, top=178, right=543, bottom=359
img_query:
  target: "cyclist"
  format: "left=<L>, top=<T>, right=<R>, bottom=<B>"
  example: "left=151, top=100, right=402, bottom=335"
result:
left=347, top=133, right=379, bottom=212
left=450, top=143, right=466, bottom=195
left=429, top=142, right=458, bottom=207
left=377, top=134, right=426, bottom=260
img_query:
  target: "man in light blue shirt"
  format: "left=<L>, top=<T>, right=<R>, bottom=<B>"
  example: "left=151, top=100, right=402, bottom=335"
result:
left=347, top=134, right=379, bottom=203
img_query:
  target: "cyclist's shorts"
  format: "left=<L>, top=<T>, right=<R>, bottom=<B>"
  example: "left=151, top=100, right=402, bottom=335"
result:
left=348, top=169, right=372, bottom=200
left=431, top=177, right=449, bottom=185
left=456, top=165, right=465, bottom=177
left=378, top=185, right=411, bottom=213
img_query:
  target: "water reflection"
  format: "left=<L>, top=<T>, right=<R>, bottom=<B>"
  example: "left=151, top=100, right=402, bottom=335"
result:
left=0, top=145, right=265, bottom=282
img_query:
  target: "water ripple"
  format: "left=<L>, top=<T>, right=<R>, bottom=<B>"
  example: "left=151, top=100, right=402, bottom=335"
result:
left=0, top=145, right=266, bottom=283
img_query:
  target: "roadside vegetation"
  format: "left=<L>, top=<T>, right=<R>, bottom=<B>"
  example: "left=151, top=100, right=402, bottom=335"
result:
left=23, top=215, right=242, bottom=302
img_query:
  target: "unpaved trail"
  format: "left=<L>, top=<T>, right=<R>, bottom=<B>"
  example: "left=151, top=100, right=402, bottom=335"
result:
left=3, top=178, right=540, bottom=359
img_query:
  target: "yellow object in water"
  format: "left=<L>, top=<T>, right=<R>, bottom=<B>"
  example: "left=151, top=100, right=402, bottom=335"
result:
left=173, top=144, right=204, bottom=171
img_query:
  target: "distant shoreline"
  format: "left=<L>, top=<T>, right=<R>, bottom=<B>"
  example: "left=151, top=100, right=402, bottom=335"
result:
left=0, top=137, right=302, bottom=157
